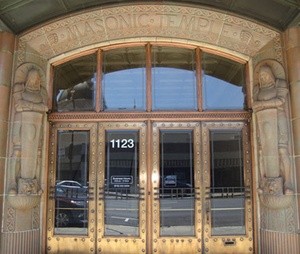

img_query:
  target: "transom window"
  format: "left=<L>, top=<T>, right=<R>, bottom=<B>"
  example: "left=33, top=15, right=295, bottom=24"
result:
left=52, top=44, right=247, bottom=112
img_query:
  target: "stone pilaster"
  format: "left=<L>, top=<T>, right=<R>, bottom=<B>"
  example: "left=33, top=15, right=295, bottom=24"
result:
left=0, top=31, right=15, bottom=253
left=285, top=26, right=300, bottom=228
left=1, top=62, right=47, bottom=254
left=258, top=26, right=300, bottom=254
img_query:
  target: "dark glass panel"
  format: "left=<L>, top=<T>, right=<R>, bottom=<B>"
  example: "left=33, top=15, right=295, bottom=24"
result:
left=102, top=47, right=146, bottom=111
left=152, top=47, right=197, bottom=110
left=55, top=131, right=89, bottom=235
left=53, top=54, right=96, bottom=112
left=104, top=130, right=139, bottom=236
left=202, top=53, right=246, bottom=110
left=210, top=131, right=245, bottom=235
left=159, top=130, right=195, bottom=236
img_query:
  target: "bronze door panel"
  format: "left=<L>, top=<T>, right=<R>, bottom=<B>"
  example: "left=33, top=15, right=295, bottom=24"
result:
left=46, top=121, right=254, bottom=254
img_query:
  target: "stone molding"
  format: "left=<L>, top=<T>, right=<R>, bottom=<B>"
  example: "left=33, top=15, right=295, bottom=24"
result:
left=48, top=111, right=251, bottom=122
left=18, top=4, right=280, bottom=62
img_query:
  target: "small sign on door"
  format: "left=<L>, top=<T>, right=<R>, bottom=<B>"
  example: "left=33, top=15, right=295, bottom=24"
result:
left=111, top=175, right=133, bottom=188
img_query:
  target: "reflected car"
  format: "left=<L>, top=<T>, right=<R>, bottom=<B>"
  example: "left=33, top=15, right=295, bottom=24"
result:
left=55, top=194, right=88, bottom=228
left=55, top=181, right=89, bottom=227
left=56, top=180, right=88, bottom=189
left=56, top=180, right=88, bottom=196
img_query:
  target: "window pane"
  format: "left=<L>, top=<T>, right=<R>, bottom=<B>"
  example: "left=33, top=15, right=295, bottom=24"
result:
left=105, top=131, right=140, bottom=236
left=202, top=53, right=245, bottom=110
left=152, top=47, right=197, bottom=110
left=210, top=131, right=245, bottom=236
left=159, top=131, right=195, bottom=236
left=53, top=54, right=96, bottom=112
left=102, top=47, right=146, bottom=111
left=55, top=131, right=89, bottom=235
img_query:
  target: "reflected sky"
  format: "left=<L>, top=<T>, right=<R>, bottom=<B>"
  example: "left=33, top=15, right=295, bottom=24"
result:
left=152, top=67, right=197, bottom=110
left=102, top=68, right=146, bottom=110
left=102, top=67, right=244, bottom=111
left=203, top=75, right=244, bottom=110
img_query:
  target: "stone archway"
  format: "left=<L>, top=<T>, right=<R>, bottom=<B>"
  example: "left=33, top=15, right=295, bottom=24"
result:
left=3, top=3, right=291, bottom=254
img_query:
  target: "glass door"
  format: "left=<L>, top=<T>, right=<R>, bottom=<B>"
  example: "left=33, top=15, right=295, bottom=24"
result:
left=97, top=122, right=147, bottom=254
left=47, top=121, right=254, bottom=254
left=47, top=123, right=97, bottom=254
left=202, top=122, right=254, bottom=254
left=151, top=122, right=202, bottom=254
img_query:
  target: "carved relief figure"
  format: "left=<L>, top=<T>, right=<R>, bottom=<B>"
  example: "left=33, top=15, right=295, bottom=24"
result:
left=9, top=67, right=48, bottom=196
left=253, top=63, right=293, bottom=195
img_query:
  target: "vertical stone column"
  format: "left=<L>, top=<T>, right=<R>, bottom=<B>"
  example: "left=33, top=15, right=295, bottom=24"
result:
left=279, top=26, right=300, bottom=253
left=0, top=31, right=15, bottom=250
left=285, top=27, right=300, bottom=229
left=1, top=62, right=47, bottom=253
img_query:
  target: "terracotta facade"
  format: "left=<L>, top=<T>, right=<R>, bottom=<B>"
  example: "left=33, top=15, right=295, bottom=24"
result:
left=0, top=3, right=299, bottom=254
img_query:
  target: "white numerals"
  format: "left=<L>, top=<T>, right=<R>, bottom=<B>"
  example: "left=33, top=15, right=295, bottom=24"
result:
left=110, top=139, right=135, bottom=149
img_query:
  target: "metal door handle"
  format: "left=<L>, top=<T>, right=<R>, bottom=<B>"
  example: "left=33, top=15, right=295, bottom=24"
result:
left=206, top=203, right=210, bottom=225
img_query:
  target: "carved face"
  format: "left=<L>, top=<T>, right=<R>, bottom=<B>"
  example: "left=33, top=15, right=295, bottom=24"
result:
left=259, top=65, right=275, bottom=88
left=25, top=68, right=41, bottom=91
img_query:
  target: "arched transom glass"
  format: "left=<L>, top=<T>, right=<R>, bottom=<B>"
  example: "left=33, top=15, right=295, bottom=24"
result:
left=52, top=44, right=247, bottom=112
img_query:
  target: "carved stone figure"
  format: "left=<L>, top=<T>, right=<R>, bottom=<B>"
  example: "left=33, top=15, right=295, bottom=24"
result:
left=253, top=62, right=293, bottom=198
left=8, top=66, right=48, bottom=208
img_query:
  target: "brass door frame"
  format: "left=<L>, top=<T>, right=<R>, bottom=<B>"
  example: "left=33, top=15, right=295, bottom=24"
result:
left=202, top=122, right=254, bottom=254
left=96, top=122, right=147, bottom=254
left=151, top=122, right=202, bottom=254
left=47, top=122, right=98, bottom=254
left=46, top=120, right=254, bottom=254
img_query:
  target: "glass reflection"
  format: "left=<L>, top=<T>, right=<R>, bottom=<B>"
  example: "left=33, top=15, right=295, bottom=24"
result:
left=159, top=131, right=195, bottom=236
left=104, top=131, right=139, bottom=236
left=54, top=131, right=89, bottom=235
left=152, top=47, right=197, bottom=110
left=202, top=53, right=246, bottom=110
left=53, top=54, right=96, bottom=112
left=102, top=47, right=146, bottom=111
left=210, top=131, right=245, bottom=236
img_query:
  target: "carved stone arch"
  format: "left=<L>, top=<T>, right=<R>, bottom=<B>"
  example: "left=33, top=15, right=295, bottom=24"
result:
left=17, top=3, right=280, bottom=64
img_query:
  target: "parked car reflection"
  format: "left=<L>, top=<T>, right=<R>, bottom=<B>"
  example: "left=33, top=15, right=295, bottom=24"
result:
left=56, top=180, right=88, bottom=193
left=55, top=181, right=88, bottom=228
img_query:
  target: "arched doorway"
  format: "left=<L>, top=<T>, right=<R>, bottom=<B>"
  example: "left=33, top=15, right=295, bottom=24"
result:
left=46, top=43, right=254, bottom=254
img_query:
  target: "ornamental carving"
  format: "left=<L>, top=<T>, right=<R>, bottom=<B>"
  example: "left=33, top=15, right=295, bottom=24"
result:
left=7, top=63, right=48, bottom=210
left=253, top=60, right=294, bottom=209
left=18, top=4, right=279, bottom=61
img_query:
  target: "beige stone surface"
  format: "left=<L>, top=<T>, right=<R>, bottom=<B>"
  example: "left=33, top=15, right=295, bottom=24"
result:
left=295, top=157, right=300, bottom=187
left=285, top=29, right=300, bottom=231
left=286, top=46, right=300, bottom=82
left=0, top=32, right=15, bottom=254
left=292, top=118, right=300, bottom=156
left=295, top=156, right=300, bottom=226
left=285, top=27, right=300, bottom=51
left=290, top=81, right=300, bottom=119
left=18, top=4, right=279, bottom=61
left=0, top=85, right=9, bottom=122
left=0, top=31, right=15, bottom=52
